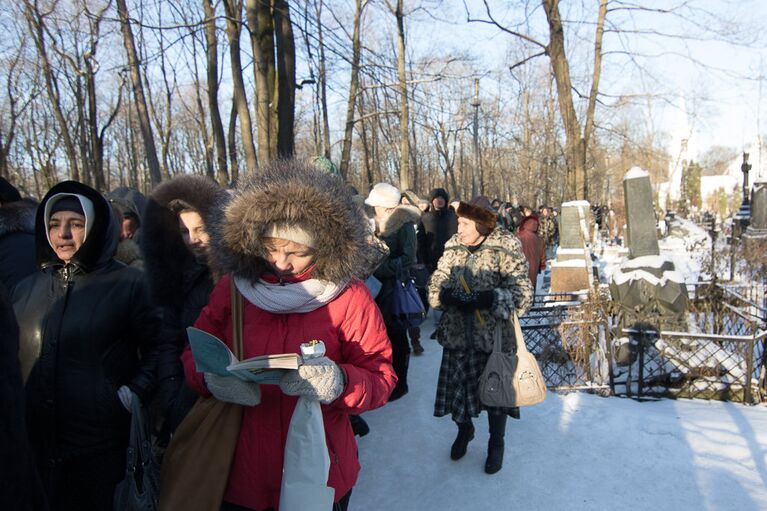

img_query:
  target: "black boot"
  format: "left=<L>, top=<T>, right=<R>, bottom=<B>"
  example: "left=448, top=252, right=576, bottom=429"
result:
left=485, top=414, right=507, bottom=474
left=450, top=421, right=475, bottom=460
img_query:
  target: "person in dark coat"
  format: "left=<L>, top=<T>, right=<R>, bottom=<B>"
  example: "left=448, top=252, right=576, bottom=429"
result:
left=140, top=174, right=228, bottom=445
left=107, top=187, right=147, bottom=270
left=0, top=177, right=37, bottom=289
left=366, top=182, right=421, bottom=401
left=516, top=214, right=546, bottom=289
left=12, top=180, right=161, bottom=510
left=0, top=282, right=47, bottom=511
left=418, top=188, right=458, bottom=273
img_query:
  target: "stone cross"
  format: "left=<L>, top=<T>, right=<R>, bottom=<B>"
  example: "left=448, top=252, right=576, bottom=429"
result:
left=623, top=167, right=660, bottom=258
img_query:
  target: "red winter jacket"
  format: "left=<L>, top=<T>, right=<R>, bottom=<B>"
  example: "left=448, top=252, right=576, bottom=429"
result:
left=182, top=274, right=396, bottom=510
left=516, top=215, right=546, bottom=287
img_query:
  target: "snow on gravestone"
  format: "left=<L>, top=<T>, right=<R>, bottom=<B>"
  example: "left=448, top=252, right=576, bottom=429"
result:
left=623, top=167, right=660, bottom=258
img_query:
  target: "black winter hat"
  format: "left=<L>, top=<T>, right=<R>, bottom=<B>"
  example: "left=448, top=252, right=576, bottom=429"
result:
left=0, top=177, right=22, bottom=203
left=429, top=188, right=449, bottom=202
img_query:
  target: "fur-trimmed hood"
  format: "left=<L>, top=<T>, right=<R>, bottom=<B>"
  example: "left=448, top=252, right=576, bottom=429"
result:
left=0, top=198, right=37, bottom=238
left=211, top=160, right=369, bottom=284
left=377, top=205, right=421, bottom=238
left=141, top=175, right=228, bottom=308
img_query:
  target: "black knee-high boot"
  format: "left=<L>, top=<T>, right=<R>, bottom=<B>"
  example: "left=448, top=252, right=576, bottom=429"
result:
left=450, top=420, right=475, bottom=460
left=485, top=413, right=507, bottom=474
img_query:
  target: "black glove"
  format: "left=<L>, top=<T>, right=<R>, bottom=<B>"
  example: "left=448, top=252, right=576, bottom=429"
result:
left=440, top=287, right=477, bottom=311
left=474, top=290, right=495, bottom=310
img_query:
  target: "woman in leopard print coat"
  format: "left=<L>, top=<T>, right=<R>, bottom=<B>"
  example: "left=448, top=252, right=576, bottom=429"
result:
left=428, top=195, right=534, bottom=475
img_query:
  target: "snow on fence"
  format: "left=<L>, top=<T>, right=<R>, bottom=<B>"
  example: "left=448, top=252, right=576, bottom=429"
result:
left=610, top=283, right=767, bottom=403
left=525, top=283, right=767, bottom=403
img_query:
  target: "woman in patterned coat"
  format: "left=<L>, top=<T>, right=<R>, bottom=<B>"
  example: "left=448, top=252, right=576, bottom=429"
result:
left=428, top=195, right=534, bottom=474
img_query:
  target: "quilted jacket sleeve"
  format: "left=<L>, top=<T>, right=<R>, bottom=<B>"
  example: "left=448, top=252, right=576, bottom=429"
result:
left=491, top=236, right=534, bottom=319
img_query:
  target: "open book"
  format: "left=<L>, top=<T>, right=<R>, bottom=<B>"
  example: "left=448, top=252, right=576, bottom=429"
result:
left=187, top=327, right=301, bottom=384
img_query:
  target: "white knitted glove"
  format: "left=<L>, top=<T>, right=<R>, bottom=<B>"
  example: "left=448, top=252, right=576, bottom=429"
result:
left=279, top=357, right=345, bottom=404
left=204, top=373, right=261, bottom=406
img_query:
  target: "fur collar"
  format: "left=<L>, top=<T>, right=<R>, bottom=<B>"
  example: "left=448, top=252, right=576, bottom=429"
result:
left=0, top=199, right=36, bottom=238
left=378, top=205, right=421, bottom=237
left=141, top=175, right=227, bottom=309
left=211, top=160, right=369, bottom=284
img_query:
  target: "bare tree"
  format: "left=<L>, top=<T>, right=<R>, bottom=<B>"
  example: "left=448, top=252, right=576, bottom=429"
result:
left=202, top=0, right=229, bottom=185
left=222, top=0, right=258, bottom=174
left=116, top=0, right=163, bottom=186
left=339, top=0, right=366, bottom=179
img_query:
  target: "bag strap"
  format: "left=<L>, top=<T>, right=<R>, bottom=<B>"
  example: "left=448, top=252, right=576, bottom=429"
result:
left=492, top=323, right=504, bottom=353
left=230, top=278, right=244, bottom=360
left=511, top=312, right=529, bottom=355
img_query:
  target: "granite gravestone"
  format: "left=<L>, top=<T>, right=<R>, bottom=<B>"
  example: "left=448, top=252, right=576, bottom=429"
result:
left=744, top=182, right=767, bottom=237
left=550, top=200, right=593, bottom=292
left=610, top=167, right=687, bottom=318
left=623, top=167, right=660, bottom=258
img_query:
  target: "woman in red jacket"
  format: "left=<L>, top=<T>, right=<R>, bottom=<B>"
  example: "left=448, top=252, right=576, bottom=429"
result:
left=181, top=160, right=396, bottom=511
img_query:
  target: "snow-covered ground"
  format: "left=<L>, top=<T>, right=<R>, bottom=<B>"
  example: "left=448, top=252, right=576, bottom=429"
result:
left=353, top=316, right=767, bottom=511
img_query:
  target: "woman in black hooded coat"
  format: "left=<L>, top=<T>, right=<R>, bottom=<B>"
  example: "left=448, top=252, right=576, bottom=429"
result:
left=12, top=180, right=161, bottom=510
left=140, top=175, right=228, bottom=443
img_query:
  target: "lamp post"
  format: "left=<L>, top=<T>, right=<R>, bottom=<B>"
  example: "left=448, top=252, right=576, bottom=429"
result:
left=471, top=78, right=480, bottom=197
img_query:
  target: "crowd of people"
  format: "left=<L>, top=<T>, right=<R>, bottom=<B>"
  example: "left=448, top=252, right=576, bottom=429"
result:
left=0, top=161, right=556, bottom=511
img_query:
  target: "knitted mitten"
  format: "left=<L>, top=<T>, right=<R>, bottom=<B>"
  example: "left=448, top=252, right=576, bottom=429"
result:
left=279, top=357, right=345, bottom=404
left=204, top=373, right=261, bottom=406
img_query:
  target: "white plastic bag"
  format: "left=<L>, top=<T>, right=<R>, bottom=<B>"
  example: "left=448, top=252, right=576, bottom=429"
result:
left=279, top=396, right=335, bottom=511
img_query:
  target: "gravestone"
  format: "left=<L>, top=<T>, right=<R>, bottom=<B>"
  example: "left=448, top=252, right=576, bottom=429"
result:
left=744, top=182, right=767, bottom=237
left=550, top=200, right=593, bottom=292
left=623, top=167, right=660, bottom=258
left=610, top=167, right=687, bottom=321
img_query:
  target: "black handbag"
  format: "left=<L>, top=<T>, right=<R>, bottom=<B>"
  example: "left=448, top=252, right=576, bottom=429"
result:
left=114, top=393, right=160, bottom=511
left=390, top=260, right=426, bottom=329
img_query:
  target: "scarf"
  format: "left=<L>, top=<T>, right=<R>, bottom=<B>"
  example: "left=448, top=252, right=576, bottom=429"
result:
left=234, top=275, right=349, bottom=314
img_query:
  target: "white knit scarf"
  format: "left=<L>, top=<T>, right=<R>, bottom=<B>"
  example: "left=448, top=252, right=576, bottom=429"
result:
left=234, top=275, right=348, bottom=314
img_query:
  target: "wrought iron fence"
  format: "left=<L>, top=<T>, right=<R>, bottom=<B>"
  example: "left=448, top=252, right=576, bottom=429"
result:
left=610, top=282, right=767, bottom=403
left=521, top=292, right=611, bottom=391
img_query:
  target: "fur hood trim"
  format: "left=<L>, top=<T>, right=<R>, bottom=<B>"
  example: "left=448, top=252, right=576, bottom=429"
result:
left=211, top=160, right=369, bottom=284
left=0, top=198, right=37, bottom=238
left=141, top=175, right=228, bottom=307
left=378, top=205, right=421, bottom=237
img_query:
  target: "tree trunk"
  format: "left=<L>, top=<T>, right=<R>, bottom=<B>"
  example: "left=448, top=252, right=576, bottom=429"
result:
left=274, top=0, right=296, bottom=158
left=394, top=0, right=410, bottom=190
left=247, top=0, right=275, bottom=164
left=583, top=0, right=608, bottom=200
left=228, top=101, right=240, bottom=184
left=23, top=1, right=81, bottom=182
left=203, top=0, right=229, bottom=185
left=314, top=0, right=332, bottom=159
left=542, top=0, right=585, bottom=201
left=116, top=0, right=163, bottom=186
left=340, top=0, right=364, bottom=179
left=223, top=0, right=258, bottom=174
